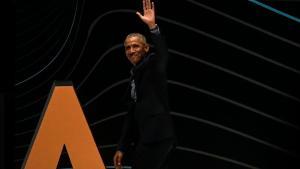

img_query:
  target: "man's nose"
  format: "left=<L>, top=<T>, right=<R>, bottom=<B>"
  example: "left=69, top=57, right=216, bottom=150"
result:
left=129, top=48, right=135, bottom=53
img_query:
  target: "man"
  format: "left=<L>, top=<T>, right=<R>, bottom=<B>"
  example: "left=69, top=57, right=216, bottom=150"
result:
left=113, top=0, right=176, bottom=169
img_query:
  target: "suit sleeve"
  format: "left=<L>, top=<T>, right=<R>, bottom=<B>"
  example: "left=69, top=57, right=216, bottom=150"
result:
left=149, top=25, right=169, bottom=73
left=117, top=103, right=136, bottom=153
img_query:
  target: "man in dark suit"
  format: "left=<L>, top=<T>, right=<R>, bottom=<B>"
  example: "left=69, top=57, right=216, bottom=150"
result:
left=113, top=0, right=176, bottom=169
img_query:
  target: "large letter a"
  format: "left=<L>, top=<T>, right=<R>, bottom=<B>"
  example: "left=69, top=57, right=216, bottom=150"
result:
left=22, top=82, right=105, bottom=169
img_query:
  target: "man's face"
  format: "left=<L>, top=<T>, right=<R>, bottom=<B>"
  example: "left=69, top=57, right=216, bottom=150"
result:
left=124, top=36, right=149, bottom=65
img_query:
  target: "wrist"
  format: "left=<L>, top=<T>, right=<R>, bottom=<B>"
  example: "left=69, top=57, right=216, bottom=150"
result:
left=150, top=24, right=160, bottom=34
left=148, top=23, right=157, bottom=30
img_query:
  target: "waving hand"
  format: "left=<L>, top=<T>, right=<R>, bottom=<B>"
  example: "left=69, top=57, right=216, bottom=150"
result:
left=136, top=0, right=156, bottom=29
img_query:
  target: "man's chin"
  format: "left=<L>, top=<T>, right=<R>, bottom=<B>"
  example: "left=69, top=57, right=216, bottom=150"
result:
left=132, top=59, right=140, bottom=65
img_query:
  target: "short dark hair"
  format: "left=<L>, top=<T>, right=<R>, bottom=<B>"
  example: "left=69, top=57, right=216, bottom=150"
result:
left=124, top=33, right=147, bottom=45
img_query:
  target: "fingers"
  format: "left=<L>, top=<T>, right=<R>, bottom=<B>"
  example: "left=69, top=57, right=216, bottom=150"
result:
left=143, top=0, right=146, bottom=12
left=113, top=151, right=123, bottom=169
left=113, top=154, right=117, bottom=166
left=116, top=156, right=121, bottom=166
left=143, top=0, right=153, bottom=11
left=113, top=154, right=120, bottom=168
left=152, top=2, right=154, bottom=11
left=136, top=11, right=143, bottom=19
left=114, top=158, right=121, bottom=169
left=114, top=161, right=121, bottom=169
left=146, top=0, right=150, bottom=10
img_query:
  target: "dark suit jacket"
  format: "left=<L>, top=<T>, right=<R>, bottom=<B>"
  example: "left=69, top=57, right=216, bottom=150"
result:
left=118, top=27, right=175, bottom=153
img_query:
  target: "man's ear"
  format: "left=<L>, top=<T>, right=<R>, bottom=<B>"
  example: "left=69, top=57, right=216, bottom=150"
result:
left=144, top=43, right=150, bottom=53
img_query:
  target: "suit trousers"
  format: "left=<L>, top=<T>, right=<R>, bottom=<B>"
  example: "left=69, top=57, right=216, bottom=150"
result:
left=132, top=138, right=175, bottom=169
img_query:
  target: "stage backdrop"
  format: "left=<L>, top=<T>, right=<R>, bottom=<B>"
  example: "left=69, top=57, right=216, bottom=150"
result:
left=16, top=0, right=300, bottom=168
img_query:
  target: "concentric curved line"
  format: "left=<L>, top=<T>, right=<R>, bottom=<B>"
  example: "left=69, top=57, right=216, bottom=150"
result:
left=14, top=109, right=297, bottom=159
left=15, top=8, right=299, bottom=131
left=86, top=9, right=300, bottom=75
left=90, top=111, right=298, bottom=157
left=83, top=79, right=129, bottom=107
left=15, top=78, right=299, bottom=141
left=16, top=7, right=63, bottom=50
left=16, top=11, right=65, bottom=64
left=14, top=80, right=126, bottom=135
left=176, top=146, right=260, bottom=169
left=59, top=0, right=86, bottom=81
left=15, top=45, right=299, bottom=133
left=16, top=2, right=61, bottom=33
left=168, top=80, right=300, bottom=130
left=66, top=8, right=300, bottom=96
left=15, top=0, right=85, bottom=100
left=89, top=112, right=126, bottom=127
left=16, top=41, right=73, bottom=99
left=17, top=24, right=67, bottom=73
left=169, top=49, right=300, bottom=102
left=15, top=0, right=79, bottom=86
left=76, top=44, right=123, bottom=90
left=87, top=111, right=299, bottom=157
left=157, top=16, right=300, bottom=75
left=64, top=10, right=131, bottom=79
left=15, top=113, right=40, bottom=124
left=70, top=40, right=299, bottom=108
left=81, top=77, right=300, bottom=132
left=171, top=112, right=298, bottom=158
left=15, top=129, right=35, bottom=137
left=16, top=95, right=46, bottom=111
left=72, top=41, right=299, bottom=104
left=186, top=0, right=300, bottom=48
left=16, top=10, right=84, bottom=100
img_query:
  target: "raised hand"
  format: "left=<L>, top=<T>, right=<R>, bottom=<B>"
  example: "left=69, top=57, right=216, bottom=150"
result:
left=136, top=0, right=156, bottom=29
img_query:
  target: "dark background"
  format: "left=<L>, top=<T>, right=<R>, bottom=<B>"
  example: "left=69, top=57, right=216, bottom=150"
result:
left=14, top=0, right=300, bottom=168
left=1, top=94, right=4, bottom=169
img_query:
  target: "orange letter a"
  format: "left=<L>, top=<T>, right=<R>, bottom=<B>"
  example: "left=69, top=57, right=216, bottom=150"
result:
left=22, top=82, right=106, bottom=169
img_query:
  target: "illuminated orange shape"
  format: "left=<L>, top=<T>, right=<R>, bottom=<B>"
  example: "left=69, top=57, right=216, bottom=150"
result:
left=22, top=82, right=105, bottom=169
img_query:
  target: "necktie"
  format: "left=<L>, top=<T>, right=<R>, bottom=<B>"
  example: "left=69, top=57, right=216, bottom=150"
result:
left=130, top=79, right=137, bottom=102
left=130, top=68, right=137, bottom=102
